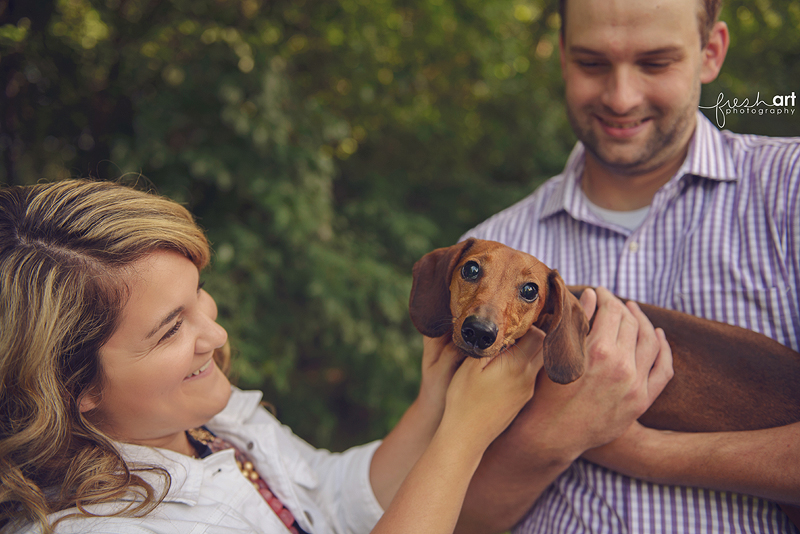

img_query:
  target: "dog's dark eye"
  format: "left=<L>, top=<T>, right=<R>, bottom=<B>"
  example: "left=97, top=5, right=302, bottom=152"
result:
left=520, top=282, right=539, bottom=302
left=461, top=261, right=481, bottom=281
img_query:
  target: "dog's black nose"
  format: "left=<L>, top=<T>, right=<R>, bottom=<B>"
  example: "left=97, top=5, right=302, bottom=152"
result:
left=461, top=316, right=498, bottom=351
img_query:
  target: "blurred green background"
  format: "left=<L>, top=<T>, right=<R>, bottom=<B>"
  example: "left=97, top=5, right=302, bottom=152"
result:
left=2, top=0, right=798, bottom=451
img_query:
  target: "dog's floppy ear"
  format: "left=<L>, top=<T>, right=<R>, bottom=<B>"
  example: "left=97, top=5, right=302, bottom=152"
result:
left=533, top=270, right=588, bottom=384
left=409, top=239, right=476, bottom=338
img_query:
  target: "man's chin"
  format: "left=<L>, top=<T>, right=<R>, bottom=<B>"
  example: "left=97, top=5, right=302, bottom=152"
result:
left=583, top=143, right=659, bottom=176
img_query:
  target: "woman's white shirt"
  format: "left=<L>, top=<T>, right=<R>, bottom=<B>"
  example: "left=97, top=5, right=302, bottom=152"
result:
left=16, top=387, right=383, bottom=534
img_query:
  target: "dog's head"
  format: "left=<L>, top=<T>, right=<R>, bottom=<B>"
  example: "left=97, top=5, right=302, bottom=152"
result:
left=409, top=238, right=588, bottom=384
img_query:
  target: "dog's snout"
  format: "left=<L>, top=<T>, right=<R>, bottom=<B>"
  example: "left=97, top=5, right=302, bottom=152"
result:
left=461, top=316, right=498, bottom=352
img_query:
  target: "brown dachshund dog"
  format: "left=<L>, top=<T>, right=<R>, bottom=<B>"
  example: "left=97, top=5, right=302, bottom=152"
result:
left=409, top=238, right=800, bottom=524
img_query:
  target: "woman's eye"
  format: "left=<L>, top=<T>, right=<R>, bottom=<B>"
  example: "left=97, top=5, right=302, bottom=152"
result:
left=520, top=282, right=539, bottom=302
left=160, top=319, right=184, bottom=342
left=461, top=261, right=481, bottom=281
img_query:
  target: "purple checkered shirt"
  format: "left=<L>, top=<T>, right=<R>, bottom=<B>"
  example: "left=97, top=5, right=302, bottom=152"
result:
left=464, top=112, right=800, bottom=534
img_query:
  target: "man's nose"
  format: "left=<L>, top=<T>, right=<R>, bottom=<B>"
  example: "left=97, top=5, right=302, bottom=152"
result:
left=601, top=65, right=644, bottom=115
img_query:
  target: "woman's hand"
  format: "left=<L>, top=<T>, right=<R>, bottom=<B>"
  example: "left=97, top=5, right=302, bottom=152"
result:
left=370, top=328, right=543, bottom=534
left=369, top=335, right=467, bottom=510
left=416, top=335, right=465, bottom=427
left=439, top=327, right=544, bottom=451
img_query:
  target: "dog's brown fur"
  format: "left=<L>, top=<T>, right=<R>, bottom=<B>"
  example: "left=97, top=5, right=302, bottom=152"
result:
left=409, top=239, right=800, bottom=524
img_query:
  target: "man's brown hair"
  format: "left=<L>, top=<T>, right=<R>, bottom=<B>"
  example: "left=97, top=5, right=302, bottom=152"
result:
left=558, top=0, right=723, bottom=49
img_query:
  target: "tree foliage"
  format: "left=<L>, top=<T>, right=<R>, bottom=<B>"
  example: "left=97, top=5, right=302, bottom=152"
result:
left=1, top=0, right=798, bottom=450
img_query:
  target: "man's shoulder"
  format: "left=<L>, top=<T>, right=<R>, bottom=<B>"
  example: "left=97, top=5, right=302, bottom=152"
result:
left=718, top=128, right=800, bottom=165
left=719, top=131, right=800, bottom=204
left=691, top=114, right=799, bottom=185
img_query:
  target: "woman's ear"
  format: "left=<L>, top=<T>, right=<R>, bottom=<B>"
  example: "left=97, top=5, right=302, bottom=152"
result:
left=79, top=389, right=100, bottom=413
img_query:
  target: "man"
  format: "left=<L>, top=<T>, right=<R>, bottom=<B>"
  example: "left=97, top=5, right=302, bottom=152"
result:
left=457, top=0, right=800, bottom=532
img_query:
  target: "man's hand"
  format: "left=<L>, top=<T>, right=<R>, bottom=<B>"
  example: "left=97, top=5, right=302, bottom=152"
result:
left=583, top=420, right=800, bottom=506
left=456, top=287, right=674, bottom=534
left=519, top=287, right=674, bottom=461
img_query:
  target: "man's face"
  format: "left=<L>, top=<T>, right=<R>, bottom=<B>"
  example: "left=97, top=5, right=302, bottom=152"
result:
left=560, top=0, right=713, bottom=176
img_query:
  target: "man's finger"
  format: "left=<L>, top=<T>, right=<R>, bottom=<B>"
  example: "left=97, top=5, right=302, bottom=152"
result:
left=590, top=287, right=628, bottom=338
left=579, top=287, right=598, bottom=321
left=646, top=328, right=674, bottom=402
left=626, top=300, right=659, bottom=371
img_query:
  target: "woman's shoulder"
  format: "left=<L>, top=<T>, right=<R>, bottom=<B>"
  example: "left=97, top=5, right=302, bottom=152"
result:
left=8, top=501, right=263, bottom=534
left=6, top=513, right=161, bottom=534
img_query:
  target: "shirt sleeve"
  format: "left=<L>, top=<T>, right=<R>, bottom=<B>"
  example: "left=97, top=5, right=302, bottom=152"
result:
left=243, top=397, right=384, bottom=534
left=300, top=440, right=384, bottom=534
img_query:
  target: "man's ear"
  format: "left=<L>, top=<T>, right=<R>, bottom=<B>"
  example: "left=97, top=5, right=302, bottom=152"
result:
left=700, top=21, right=729, bottom=84
left=559, top=33, right=567, bottom=79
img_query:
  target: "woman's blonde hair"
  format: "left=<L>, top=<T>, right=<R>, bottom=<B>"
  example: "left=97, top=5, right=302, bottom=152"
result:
left=0, top=179, right=228, bottom=533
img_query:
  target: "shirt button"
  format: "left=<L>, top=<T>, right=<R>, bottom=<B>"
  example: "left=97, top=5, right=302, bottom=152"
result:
left=628, top=241, right=639, bottom=253
left=247, top=442, right=254, bottom=450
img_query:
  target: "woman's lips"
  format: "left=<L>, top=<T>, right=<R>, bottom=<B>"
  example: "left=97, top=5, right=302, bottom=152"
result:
left=185, top=359, right=213, bottom=380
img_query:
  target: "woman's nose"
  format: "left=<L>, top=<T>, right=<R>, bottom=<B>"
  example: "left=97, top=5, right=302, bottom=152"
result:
left=195, top=318, right=228, bottom=354
left=195, top=290, right=228, bottom=353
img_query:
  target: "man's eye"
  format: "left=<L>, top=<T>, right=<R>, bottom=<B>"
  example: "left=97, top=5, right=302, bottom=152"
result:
left=641, top=61, right=671, bottom=70
left=577, top=60, right=607, bottom=69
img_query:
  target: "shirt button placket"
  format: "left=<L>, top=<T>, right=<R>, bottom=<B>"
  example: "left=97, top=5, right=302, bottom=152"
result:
left=617, top=235, right=642, bottom=298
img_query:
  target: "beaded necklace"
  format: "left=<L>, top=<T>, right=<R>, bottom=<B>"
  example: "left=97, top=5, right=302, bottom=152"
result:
left=186, top=427, right=308, bottom=534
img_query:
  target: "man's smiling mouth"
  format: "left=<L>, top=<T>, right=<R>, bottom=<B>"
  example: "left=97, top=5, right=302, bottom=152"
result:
left=598, top=116, right=648, bottom=129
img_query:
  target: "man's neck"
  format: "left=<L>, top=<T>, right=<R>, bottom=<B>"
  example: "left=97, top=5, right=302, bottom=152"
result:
left=581, top=146, right=689, bottom=211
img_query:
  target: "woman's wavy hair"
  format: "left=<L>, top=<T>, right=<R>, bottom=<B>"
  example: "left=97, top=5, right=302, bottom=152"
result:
left=0, top=179, right=229, bottom=533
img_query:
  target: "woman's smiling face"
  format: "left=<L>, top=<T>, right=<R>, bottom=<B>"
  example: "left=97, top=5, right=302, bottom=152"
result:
left=83, top=250, right=231, bottom=452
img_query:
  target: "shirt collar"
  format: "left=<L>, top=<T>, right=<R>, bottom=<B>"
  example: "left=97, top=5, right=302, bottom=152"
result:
left=540, top=111, right=738, bottom=221
left=210, top=387, right=263, bottom=426
left=681, top=110, right=739, bottom=181
left=114, top=440, right=210, bottom=505
left=111, top=388, right=263, bottom=506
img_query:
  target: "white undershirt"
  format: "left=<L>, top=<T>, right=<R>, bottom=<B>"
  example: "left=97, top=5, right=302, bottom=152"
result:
left=583, top=193, right=650, bottom=231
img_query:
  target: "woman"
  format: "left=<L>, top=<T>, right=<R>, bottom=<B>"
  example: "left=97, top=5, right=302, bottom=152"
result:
left=0, top=179, right=542, bottom=534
